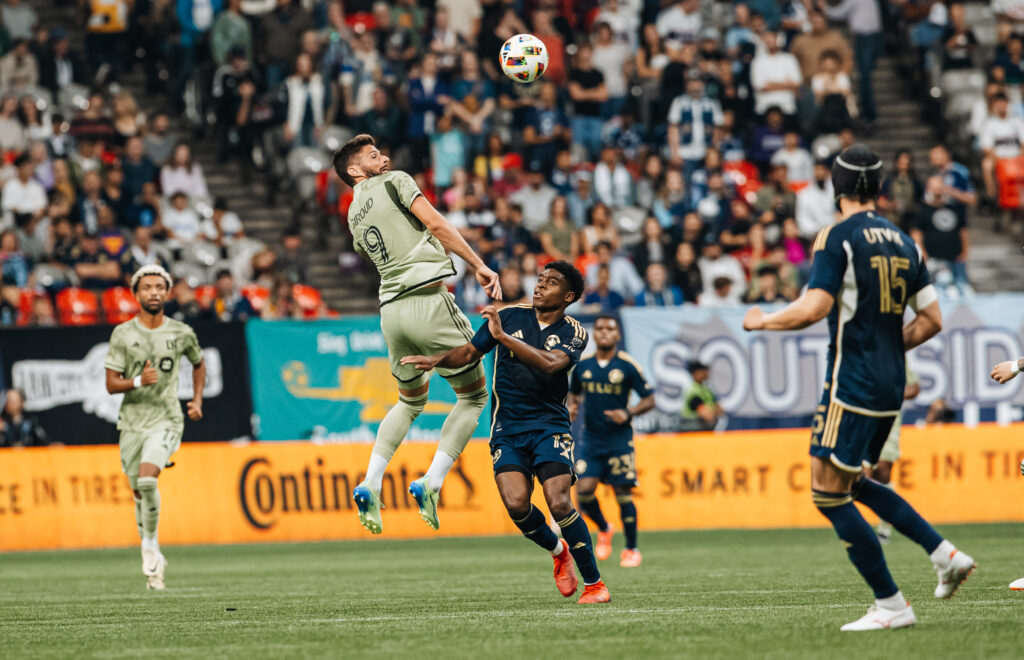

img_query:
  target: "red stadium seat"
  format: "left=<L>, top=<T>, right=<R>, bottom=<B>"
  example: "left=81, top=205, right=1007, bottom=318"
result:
left=995, top=156, right=1024, bottom=209
left=292, top=284, right=322, bottom=318
left=195, top=285, right=217, bottom=310
left=241, top=284, right=270, bottom=313
left=102, top=287, right=140, bottom=324
left=56, top=288, right=100, bottom=326
left=16, top=288, right=35, bottom=326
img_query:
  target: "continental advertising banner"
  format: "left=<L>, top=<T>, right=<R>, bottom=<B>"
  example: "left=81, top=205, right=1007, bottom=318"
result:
left=621, top=294, right=1024, bottom=430
left=245, top=318, right=495, bottom=441
left=0, top=322, right=253, bottom=444
left=1, top=425, right=1022, bottom=551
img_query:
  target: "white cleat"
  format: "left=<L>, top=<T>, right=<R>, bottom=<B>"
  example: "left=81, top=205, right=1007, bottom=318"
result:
left=1009, top=577, right=1024, bottom=591
left=141, top=546, right=160, bottom=577
left=933, top=549, right=976, bottom=599
left=840, top=603, right=916, bottom=631
left=875, top=520, right=893, bottom=545
left=146, top=553, right=167, bottom=590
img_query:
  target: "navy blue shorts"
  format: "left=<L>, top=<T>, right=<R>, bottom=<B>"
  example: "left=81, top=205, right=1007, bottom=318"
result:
left=576, top=431, right=637, bottom=487
left=810, top=391, right=897, bottom=473
left=490, top=429, right=576, bottom=482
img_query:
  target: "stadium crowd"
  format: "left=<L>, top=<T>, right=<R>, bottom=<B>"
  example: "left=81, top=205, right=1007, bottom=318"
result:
left=0, top=0, right=1010, bottom=327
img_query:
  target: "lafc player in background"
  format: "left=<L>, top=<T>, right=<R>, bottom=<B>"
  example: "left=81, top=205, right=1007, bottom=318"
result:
left=743, top=145, right=975, bottom=631
left=990, top=354, right=1024, bottom=591
left=569, top=316, right=655, bottom=567
left=104, top=265, right=205, bottom=590
left=333, top=134, right=501, bottom=534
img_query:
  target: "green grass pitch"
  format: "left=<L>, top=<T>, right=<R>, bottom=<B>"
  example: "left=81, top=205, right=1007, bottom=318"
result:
left=2, top=524, right=1022, bottom=658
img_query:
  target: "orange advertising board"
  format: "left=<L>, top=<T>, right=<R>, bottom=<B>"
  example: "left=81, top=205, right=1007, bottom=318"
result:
left=1, top=424, right=1023, bottom=551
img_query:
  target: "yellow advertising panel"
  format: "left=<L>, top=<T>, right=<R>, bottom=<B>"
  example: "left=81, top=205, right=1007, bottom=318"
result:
left=2, top=425, right=1022, bottom=551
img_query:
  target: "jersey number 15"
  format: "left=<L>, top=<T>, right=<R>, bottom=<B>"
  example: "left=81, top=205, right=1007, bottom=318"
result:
left=869, top=255, right=910, bottom=314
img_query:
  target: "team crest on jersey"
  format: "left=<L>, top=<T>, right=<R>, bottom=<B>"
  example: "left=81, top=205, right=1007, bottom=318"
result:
left=570, top=337, right=584, bottom=348
left=575, top=459, right=587, bottom=473
left=166, top=339, right=177, bottom=350
left=544, top=335, right=560, bottom=350
left=581, top=370, right=592, bottom=379
left=491, top=449, right=502, bottom=464
left=608, top=369, right=624, bottom=384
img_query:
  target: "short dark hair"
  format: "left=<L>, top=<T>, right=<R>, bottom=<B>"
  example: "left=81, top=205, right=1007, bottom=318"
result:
left=544, top=260, right=585, bottom=303
left=687, top=359, right=708, bottom=374
left=215, top=268, right=233, bottom=280
left=594, top=314, right=619, bottom=328
left=333, top=133, right=375, bottom=186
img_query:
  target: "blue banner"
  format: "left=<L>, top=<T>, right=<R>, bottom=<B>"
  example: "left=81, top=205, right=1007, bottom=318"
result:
left=621, top=294, right=1024, bottom=431
left=246, top=318, right=494, bottom=441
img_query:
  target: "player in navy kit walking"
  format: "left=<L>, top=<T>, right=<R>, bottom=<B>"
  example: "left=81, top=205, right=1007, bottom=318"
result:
left=569, top=316, right=655, bottom=567
left=743, top=145, right=975, bottom=631
left=402, top=261, right=610, bottom=604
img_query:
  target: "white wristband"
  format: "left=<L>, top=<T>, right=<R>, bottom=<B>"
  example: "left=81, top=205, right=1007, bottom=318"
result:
left=1012, top=361, right=1022, bottom=377
left=133, top=375, right=142, bottom=389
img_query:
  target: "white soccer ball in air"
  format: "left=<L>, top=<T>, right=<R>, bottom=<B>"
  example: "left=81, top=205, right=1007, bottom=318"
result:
left=500, top=33, right=549, bottom=84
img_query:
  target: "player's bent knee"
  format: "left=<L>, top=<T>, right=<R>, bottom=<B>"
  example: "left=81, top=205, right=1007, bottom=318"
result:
left=398, top=392, right=429, bottom=415
left=456, top=386, right=488, bottom=408
left=136, top=475, right=158, bottom=493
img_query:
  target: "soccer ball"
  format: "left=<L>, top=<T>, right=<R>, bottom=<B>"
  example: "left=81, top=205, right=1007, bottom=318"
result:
left=500, top=34, right=549, bottom=84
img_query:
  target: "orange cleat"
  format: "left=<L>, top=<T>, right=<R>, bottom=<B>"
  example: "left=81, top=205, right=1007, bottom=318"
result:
left=578, top=580, right=611, bottom=604
left=552, top=540, right=578, bottom=597
left=595, top=524, right=614, bottom=561
left=619, top=548, right=642, bottom=567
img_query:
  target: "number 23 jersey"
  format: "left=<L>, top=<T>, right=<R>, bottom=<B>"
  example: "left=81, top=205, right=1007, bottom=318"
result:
left=807, top=211, right=936, bottom=414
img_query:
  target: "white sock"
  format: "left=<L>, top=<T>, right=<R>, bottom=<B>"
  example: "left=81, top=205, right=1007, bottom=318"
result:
left=425, top=452, right=456, bottom=491
left=876, top=591, right=906, bottom=611
left=142, top=536, right=159, bottom=551
left=550, top=538, right=564, bottom=556
left=930, top=539, right=956, bottom=565
left=364, top=453, right=390, bottom=492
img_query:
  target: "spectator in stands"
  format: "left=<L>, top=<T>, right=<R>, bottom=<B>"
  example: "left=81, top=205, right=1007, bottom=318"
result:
left=580, top=263, right=626, bottom=314
left=257, top=0, right=313, bottom=91
left=754, top=163, right=796, bottom=225
left=510, top=167, right=557, bottom=233
left=750, top=31, right=801, bottom=118
left=0, top=95, right=26, bottom=152
left=979, top=92, right=1024, bottom=210
left=449, top=51, right=496, bottom=165
left=0, top=229, right=30, bottom=303
left=746, top=264, right=787, bottom=303
left=523, top=81, right=567, bottom=174
left=121, top=225, right=171, bottom=275
left=568, top=44, right=608, bottom=160
left=160, top=143, right=209, bottom=199
left=823, top=0, right=883, bottom=127
left=276, top=227, right=309, bottom=284
left=701, top=274, right=740, bottom=307
left=21, top=99, right=51, bottom=144
left=164, top=279, right=205, bottom=324
left=121, top=136, right=157, bottom=202
left=0, top=38, right=38, bottom=91
left=994, top=35, right=1024, bottom=85
left=680, top=359, right=723, bottom=431
left=38, top=29, right=87, bottom=97
left=406, top=51, right=449, bottom=170
left=580, top=201, right=620, bottom=254
left=211, top=0, right=253, bottom=66
left=795, top=160, right=835, bottom=239
left=1, top=0, right=35, bottom=41
left=83, top=0, right=130, bottom=83
left=913, top=175, right=973, bottom=296
left=144, top=114, right=176, bottom=167
left=698, top=240, right=745, bottom=304
left=430, top=115, right=466, bottom=189
left=591, top=22, right=629, bottom=119
left=635, top=23, right=670, bottom=129
left=100, top=163, right=130, bottom=225
left=111, top=90, right=143, bottom=147
left=656, top=0, right=701, bottom=45
left=941, top=3, right=976, bottom=71
left=538, top=196, right=578, bottom=263
left=68, top=230, right=122, bottom=289
left=790, top=10, right=852, bottom=83
left=749, top=106, right=786, bottom=172
left=263, top=277, right=302, bottom=319
left=0, top=389, right=47, bottom=447
left=593, top=146, right=633, bottom=208
left=209, top=268, right=256, bottom=321
left=2, top=152, right=46, bottom=229
left=530, top=5, right=566, bottom=86
left=811, top=50, right=854, bottom=135
left=668, top=74, right=723, bottom=176
left=163, top=191, right=202, bottom=242
left=356, top=86, right=403, bottom=154
left=880, top=149, right=924, bottom=231
left=284, top=52, right=326, bottom=148
left=632, top=215, right=672, bottom=276
left=428, top=6, right=464, bottom=75
left=202, top=197, right=245, bottom=246
left=585, top=240, right=643, bottom=301
left=670, top=241, right=702, bottom=302
left=24, top=293, right=56, bottom=326
left=374, top=1, right=418, bottom=73
left=725, top=3, right=757, bottom=58
left=770, top=131, right=813, bottom=186
left=495, top=265, right=528, bottom=307
left=636, top=263, right=685, bottom=307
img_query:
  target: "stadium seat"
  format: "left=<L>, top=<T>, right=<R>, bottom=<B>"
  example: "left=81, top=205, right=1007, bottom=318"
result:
left=292, top=284, right=323, bottom=318
left=241, top=284, right=270, bottom=313
left=56, top=287, right=100, bottom=326
left=319, top=126, right=354, bottom=153
left=172, top=262, right=208, bottom=289
left=57, top=83, right=90, bottom=116
left=195, top=284, right=217, bottom=309
left=940, top=70, right=985, bottom=98
left=180, top=241, right=220, bottom=268
left=33, top=263, right=79, bottom=290
left=16, top=288, right=35, bottom=326
left=102, top=287, right=140, bottom=324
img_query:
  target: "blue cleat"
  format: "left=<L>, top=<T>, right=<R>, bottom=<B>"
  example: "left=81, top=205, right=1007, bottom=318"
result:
left=353, top=482, right=383, bottom=534
left=409, top=476, right=440, bottom=530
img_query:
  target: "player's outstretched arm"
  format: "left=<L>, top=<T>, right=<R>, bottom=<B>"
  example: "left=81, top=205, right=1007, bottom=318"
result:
left=902, top=300, right=943, bottom=350
left=402, top=343, right=484, bottom=372
left=481, top=306, right=569, bottom=374
left=410, top=196, right=503, bottom=300
left=742, top=289, right=834, bottom=332
left=991, top=356, right=1024, bottom=384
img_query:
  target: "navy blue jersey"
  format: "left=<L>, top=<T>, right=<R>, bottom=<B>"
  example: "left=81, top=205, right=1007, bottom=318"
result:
left=570, top=351, right=653, bottom=440
left=807, top=211, right=936, bottom=413
left=471, top=305, right=588, bottom=438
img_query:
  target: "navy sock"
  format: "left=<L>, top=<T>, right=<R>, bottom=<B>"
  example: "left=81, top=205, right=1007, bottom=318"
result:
left=814, top=490, right=899, bottom=599
left=556, top=509, right=601, bottom=584
left=854, top=478, right=943, bottom=554
left=511, top=504, right=559, bottom=553
left=577, top=491, right=610, bottom=532
left=617, top=493, right=638, bottom=550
